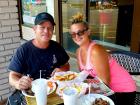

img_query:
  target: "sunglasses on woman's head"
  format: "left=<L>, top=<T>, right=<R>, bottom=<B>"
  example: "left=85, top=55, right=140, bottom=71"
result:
left=70, top=28, right=88, bottom=38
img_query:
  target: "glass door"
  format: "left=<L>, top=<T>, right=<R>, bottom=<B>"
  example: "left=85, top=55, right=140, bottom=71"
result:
left=61, top=0, right=133, bottom=53
left=62, top=0, right=86, bottom=53
left=21, top=0, right=55, bottom=40
left=89, top=0, right=121, bottom=51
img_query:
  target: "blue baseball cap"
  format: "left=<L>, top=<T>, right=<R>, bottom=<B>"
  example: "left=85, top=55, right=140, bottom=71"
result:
left=35, top=12, right=56, bottom=26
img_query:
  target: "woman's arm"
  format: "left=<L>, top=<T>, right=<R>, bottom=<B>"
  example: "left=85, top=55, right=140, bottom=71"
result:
left=91, top=44, right=110, bottom=85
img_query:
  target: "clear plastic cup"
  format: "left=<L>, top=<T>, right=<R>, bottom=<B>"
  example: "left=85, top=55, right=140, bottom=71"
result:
left=63, top=87, right=78, bottom=105
left=32, top=78, right=48, bottom=105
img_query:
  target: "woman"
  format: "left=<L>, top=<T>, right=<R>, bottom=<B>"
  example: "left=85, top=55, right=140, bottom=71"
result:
left=70, top=13, right=136, bottom=105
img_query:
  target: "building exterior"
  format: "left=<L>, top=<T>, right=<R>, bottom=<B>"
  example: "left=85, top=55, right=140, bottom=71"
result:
left=0, top=0, right=21, bottom=101
left=0, top=0, right=140, bottom=102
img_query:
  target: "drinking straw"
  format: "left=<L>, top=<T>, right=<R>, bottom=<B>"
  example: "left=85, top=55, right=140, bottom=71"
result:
left=88, top=83, right=91, bottom=95
left=27, top=74, right=30, bottom=77
left=40, top=70, right=42, bottom=79
left=26, top=74, right=30, bottom=79
left=88, top=83, right=91, bottom=99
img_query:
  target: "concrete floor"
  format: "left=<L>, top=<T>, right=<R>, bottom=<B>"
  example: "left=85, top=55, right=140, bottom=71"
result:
left=69, top=57, right=79, bottom=73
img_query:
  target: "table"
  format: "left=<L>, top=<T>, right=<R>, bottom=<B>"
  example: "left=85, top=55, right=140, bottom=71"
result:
left=25, top=76, right=114, bottom=105
left=25, top=92, right=64, bottom=105
left=47, top=92, right=63, bottom=105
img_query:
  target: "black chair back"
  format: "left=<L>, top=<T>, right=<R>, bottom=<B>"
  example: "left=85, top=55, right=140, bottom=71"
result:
left=110, top=51, right=140, bottom=105
left=110, top=51, right=140, bottom=75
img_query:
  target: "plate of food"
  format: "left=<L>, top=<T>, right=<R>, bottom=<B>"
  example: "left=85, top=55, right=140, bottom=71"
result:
left=56, top=82, right=88, bottom=97
left=52, top=71, right=78, bottom=83
left=78, top=94, right=115, bottom=105
left=22, top=80, right=56, bottom=97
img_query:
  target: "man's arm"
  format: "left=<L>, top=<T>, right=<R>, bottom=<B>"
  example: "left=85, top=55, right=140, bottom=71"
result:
left=9, top=71, right=32, bottom=90
left=56, top=62, right=70, bottom=71
left=51, top=62, right=70, bottom=76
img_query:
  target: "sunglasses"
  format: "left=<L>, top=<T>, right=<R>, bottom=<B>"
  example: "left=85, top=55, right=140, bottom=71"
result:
left=70, top=28, right=88, bottom=38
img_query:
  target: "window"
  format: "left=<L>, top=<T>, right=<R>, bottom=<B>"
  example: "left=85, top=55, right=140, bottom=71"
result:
left=21, top=0, right=47, bottom=27
left=61, top=0, right=133, bottom=53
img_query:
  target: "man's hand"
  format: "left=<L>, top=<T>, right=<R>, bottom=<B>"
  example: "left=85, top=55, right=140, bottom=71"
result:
left=17, top=76, right=32, bottom=90
left=9, top=71, right=32, bottom=90
left=51, top=62, right=70, bottom=76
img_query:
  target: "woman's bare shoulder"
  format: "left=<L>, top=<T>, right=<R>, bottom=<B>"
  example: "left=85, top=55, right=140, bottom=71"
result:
left=91, top=44, right=109, bottom=56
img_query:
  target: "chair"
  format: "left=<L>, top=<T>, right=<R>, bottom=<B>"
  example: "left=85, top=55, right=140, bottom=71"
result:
left=110, top=50, right=140, bottom=105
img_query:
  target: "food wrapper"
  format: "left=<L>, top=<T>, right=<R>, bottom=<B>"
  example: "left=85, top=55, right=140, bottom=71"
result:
left=52, top=71, right=89, bottom=84
left=74, top=71, right=89, bottom=82
left=52, top=71, right=78, bottom=83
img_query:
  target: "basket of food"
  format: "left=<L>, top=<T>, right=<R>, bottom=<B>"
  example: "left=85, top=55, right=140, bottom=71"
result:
left=22, top=79, right=56, bottom=105
left=52, top=71, right=79, bottom=84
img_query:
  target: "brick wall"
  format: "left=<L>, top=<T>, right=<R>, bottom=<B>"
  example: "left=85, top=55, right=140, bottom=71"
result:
left=0, top=0, right=21, bottom=101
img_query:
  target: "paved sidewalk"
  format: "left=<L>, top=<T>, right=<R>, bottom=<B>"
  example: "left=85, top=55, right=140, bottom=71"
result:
left=69, top=57, right=79, bottom=73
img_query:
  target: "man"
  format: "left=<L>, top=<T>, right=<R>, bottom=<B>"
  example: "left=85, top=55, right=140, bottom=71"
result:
left=8, top=12, right=70, bottom=90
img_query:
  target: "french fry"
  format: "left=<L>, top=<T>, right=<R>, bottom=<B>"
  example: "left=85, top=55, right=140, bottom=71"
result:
left=54, top=72, right=77, bottom=81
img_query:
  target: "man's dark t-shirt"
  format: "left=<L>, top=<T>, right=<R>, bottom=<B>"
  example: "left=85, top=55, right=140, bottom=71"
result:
left=8, top=40, right=69, bottom=79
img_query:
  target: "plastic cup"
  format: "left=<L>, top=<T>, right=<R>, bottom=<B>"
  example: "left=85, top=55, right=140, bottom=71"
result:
left=32, top=78, right=48, bottom=105
left=63, top=87, right=78, bottom=105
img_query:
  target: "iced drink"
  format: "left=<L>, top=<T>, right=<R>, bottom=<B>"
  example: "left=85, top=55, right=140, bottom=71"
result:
left=32, top=78, right=48, bottom=105
left=63, top=87, right=78, bottom=105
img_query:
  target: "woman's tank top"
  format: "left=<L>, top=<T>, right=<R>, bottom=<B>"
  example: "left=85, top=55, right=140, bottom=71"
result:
left=78, top=41, right=136, bottom=92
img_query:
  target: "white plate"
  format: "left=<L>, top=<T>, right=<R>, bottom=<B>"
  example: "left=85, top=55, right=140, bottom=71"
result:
left=78, top=94, right=115, bottom=105
left=22, top=80, right=56, bottom=97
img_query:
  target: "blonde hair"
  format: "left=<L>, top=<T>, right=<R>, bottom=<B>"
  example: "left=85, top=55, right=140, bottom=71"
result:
left=71, top=12, right=89, bottom=29
left=72, top=12, right=84, bottom=23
